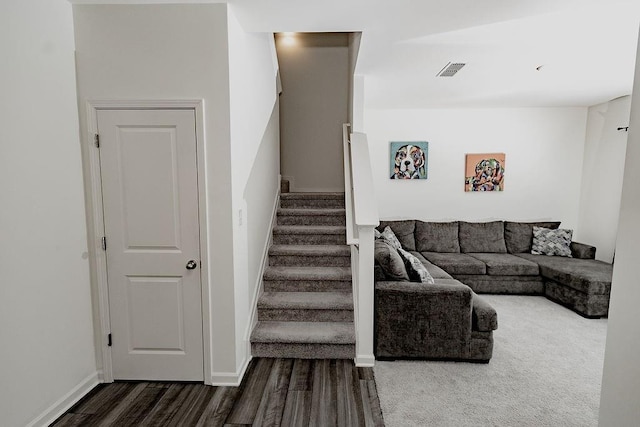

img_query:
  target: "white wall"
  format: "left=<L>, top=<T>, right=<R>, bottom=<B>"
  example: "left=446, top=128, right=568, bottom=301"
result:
left=575, top=96, right=631, bottom=262
left=599, top=33, right=640, bottom=427
left=364, top=107, right=588, bottom=227
left=277, top=33, right=348, bottom=192
left=0, top=2, right=97, bottom=426
left=227, top=7, right=280, bottom=372
left=73, top=4, right=238, bottom=380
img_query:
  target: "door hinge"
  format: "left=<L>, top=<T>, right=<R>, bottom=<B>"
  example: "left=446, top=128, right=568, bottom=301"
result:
left=94, top=134, right=100, bottom=148
left=107, top=333, right=112, bottom=347
left=102, top=236, right=107, bottom=251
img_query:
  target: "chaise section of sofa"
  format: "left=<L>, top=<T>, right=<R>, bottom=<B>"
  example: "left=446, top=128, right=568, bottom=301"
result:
left=516, top=253, right=613, bottom=317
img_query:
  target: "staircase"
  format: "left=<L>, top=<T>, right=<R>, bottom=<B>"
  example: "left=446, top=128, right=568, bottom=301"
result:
left=250, top=192, right=355, bottom=359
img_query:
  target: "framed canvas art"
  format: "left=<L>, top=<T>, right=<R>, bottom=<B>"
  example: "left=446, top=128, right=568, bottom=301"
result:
left=465, top=153, right=505, bottom=191
left=390, top=141, right=429, bottom=179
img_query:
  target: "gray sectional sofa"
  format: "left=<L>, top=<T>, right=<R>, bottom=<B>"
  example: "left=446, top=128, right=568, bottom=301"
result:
left=374, top=219, right=613, bottom=362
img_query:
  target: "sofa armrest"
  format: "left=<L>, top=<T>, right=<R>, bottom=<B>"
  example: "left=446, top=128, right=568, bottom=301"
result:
left=472, top=293, right=498, bottom=332
left=375, top=280, right=473, bottom=357
left=570, top=241, right=596, bottom=259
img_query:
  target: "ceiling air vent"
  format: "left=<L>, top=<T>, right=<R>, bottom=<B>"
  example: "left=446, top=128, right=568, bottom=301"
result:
left=436, top=62, right=466, bottom=77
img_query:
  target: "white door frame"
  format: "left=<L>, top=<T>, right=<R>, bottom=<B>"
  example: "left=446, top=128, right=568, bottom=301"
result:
left=85, top=99, right=211, bottom=384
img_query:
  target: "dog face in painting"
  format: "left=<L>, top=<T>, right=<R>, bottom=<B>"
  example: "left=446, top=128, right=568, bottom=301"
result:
left=470, top=158, right=504, bottom=191
left=391, top=145, right=426, bottom=179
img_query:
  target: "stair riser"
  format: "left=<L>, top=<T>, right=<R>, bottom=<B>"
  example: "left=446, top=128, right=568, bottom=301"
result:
left=277, top=215, right=346, bottom=226
left=264, top=280, right=352, bottom=292
left=280, top=199, right=345, bottom=209
left=269, top=255, right=351, bottom=267
left=272, top=234, right=346, bottom=245
left=251, top=342, right=355, bottom=359
left=258, top=308, right=354, bottom=322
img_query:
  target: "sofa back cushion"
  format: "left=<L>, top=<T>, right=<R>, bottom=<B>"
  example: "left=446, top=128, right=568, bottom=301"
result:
left=374, top=239, right=410, bottom=281
left=415, top=221, right=460, bottom=253
left=504, top=221, right=561, bottom=253
left=377, top=220, right=416, bottom=251
left=459, top=221, right=507, bottom=253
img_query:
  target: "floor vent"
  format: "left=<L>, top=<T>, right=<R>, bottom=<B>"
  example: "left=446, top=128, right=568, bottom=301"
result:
left=436, top=62, right=466, bottom=77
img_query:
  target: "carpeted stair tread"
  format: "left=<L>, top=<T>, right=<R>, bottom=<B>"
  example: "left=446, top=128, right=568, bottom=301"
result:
left=263, top=266, right=352, bottom=281
left=269, top=244, right=350, bottom=256
left=278, top=208, right=346, bottom=216
left=273, top=225, right=346, bottom=235
left=258, top=292, right=353, bottom=310
left=280, top=192, right=345, bottom=200
left=277, top=208, right=346, bottom=226
left=251, top=321, right=355, bottom=344
left=251, top=342, right=355, bottom=359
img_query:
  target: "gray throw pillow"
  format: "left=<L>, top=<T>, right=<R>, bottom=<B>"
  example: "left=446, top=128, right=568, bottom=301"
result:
left=458, top=221, right=507, bottom=253
left=531, top=226, right=573, bottom=257
left=415, top=221, right=460, bottom=253
left=374, top=239, right=410, bottom=281
left=377, top=220, right=416, bottom=251
left=398, top=248, right=435, bottom=284
left=504, top=221, right=561, bottom=253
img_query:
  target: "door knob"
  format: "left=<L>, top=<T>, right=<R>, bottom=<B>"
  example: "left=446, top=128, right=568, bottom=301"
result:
left=186, top=260, right=198, bottom=270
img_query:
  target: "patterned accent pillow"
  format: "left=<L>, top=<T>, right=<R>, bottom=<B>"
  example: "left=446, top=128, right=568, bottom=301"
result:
left=374, top=228, right=381, bottom=239
left=531, top=226, right=573, bottom=257
left=398, top=248, right=435, bottom=284
left=380, top=226, right=402, bottom=250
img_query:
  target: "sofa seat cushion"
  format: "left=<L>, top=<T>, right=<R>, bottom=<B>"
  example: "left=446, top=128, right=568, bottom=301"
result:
left=377, top=220, right=416, bottom=251
left=455, top=275, right=544, bottom=295
left=415, top=221, right=460, bottom=253
left=468, top=253, right=539, bottom=276
left=516, top=254, right=613, bottom=295
left=408, top=251, right=453, bottom=279
left=421, top=252, right=487, bottom=275
left=459, top=221, right=507, bottom=253
left=504, top=221, right=561, bottom=254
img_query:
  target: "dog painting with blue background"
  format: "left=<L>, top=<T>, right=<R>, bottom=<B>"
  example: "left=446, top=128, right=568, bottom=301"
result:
left=390, top=141, right=428, bottom=179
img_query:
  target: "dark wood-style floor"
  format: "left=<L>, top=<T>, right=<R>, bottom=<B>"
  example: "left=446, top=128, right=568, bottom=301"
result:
left=51, top=358, right=385, bottom=426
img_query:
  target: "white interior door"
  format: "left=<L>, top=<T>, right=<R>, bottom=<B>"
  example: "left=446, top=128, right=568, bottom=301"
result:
left=97, top=109, right=204, bottom=381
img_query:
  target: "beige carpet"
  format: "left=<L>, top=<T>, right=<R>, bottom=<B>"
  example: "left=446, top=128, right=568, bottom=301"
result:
left=374, top=295, right=607, bottom=427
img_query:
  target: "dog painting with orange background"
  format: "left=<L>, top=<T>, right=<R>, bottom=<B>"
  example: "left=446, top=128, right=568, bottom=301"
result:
left=465, top=153, right=505, bottom=191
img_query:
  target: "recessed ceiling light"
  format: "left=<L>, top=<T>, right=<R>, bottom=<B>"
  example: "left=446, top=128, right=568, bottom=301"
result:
left=281, top=36, right=296, bottom=46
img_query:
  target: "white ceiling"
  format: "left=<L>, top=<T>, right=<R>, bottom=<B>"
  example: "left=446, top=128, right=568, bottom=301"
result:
left=228, top=0, right=640, bottom=108
left=72, top=0, right=640, bottom=107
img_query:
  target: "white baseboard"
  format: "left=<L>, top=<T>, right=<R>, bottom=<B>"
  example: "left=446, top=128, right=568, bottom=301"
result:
left=355, top=354, right=376, bottom=367
left=211, top=355, right=252, bottom=386
left=26, top=371, right=100, bottom=427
